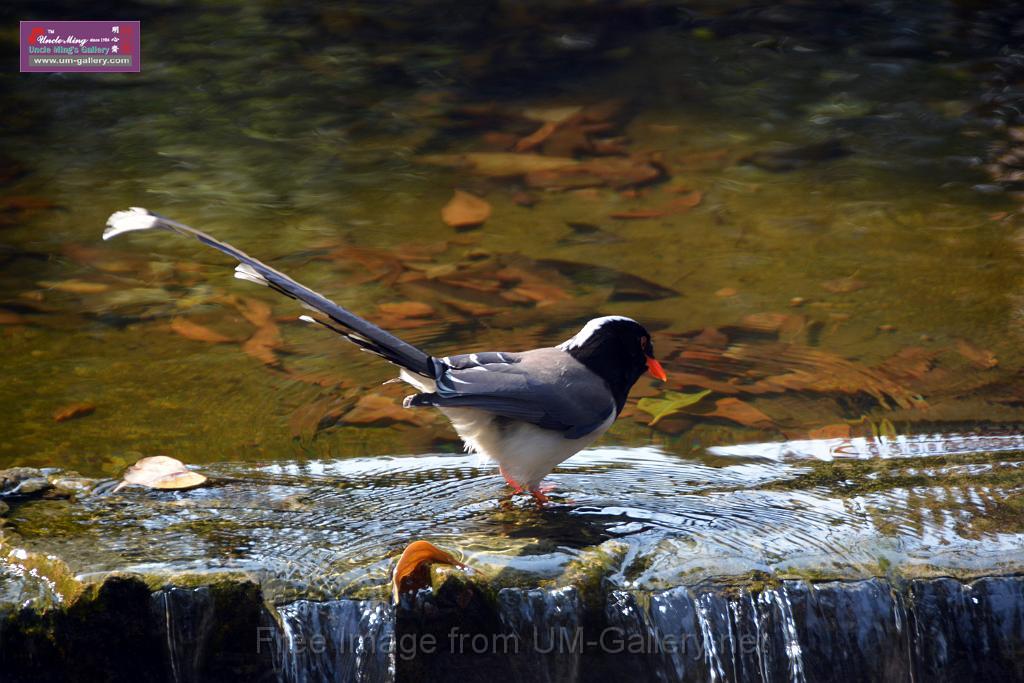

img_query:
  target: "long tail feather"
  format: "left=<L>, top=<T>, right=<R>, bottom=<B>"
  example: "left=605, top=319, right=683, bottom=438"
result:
left=104, top=207, right=436, bottom=377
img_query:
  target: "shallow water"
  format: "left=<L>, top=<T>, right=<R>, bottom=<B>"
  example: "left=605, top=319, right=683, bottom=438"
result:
left=3, top=1, right=1024, bottom=591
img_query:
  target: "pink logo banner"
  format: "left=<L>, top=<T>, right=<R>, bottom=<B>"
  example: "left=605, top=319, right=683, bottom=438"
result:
left=20, top=21, right=141, bottom=73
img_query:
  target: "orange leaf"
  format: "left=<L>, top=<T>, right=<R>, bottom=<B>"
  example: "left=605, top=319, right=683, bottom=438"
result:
left=170, top=317, right=235, bottom=344
left=392, top=540, right=464, bottom=603
left=672, top=190, right=703, bottom=208
left=707, top=397, right=775, bottom=429
left=821, top=277, right=866, bottom=294
left=441, top=190, right=492, bottom=228
left=515, top=121, right=558, bottom=152
left=953, top=338, right=998, bottom=369
left=53, top=402, right=95, bottom=423
left=378, top=301, right=435, bottom=318
left=609, top=209, right=666, bottom=219
left=232, top=296, right=273, bottom=327
left=242, top=323, right=282, bottom=365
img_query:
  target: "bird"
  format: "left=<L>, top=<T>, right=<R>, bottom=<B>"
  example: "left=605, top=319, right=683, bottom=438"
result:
left=103, top=207, right=668, bottom=504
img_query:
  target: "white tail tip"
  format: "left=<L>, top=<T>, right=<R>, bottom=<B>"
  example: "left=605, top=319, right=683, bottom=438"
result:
left=234, top=263, right=269, bottom=286
left=298, top=315, right=316, bottom=324
left=104, top=207, right=158, bottom=240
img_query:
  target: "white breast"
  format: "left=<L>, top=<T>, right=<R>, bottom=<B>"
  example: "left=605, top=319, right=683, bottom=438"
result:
left=397, top=369, right=614, bottom=490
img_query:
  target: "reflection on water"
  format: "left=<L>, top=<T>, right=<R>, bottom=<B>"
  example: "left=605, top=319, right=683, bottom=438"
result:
left=3, top=0, right=1024, bottom=591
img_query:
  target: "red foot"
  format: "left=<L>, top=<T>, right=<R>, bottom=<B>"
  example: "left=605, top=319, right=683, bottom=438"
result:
left=499, top=465, right=524, bottom=494
left=529, top=487, right=550, bottom=505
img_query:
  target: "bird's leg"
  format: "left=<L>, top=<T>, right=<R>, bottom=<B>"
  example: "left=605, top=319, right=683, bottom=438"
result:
left=499, top=465, right=524, bottom=494
left=528, top=487, right=550, bottom=505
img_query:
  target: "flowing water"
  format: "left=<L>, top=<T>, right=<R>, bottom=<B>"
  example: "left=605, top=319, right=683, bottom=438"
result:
left=3, top=1, right=1024, bottom=680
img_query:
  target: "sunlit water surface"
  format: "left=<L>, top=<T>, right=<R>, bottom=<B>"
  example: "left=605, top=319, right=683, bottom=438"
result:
left=2, top=0, right=1024, bottom=592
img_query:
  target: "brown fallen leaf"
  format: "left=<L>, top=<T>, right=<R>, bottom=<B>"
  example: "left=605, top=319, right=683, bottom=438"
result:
left=609, top=191, right=702, bottom=220
left=441, top=190, right=492, bottom=229
left=503, top=282, right=572, bottom=306
left=38, top=279, right=110, bottom=295
left=542, top=123, right=594, bottom=157
left=515, top=121, right=558, bottom=152
left=289, top=394, right=356, bottom=440
left=378, top=301, right=435, bottom=318
left=231, top=296, right=273, bottom=327
left=667, top=339, right=923, bottom=410
left=392, top=540, right=465, bottom=603
left=170, top=317, right=236, bottom=344
left=821, top=277, right=866, bottom=294
left=707, top=397, right=775, bottom=429
left=115, top=455, right=206, bottom=491
left=0, top=310, right=26, bottom=325
left=480, top=131, right=519, bottom=150
left=673, top=190, right=703, bottom=208
left=343, top=394, right=433, bottom=427
left=419, top=152, right=577, bottom=177
left=609, top=209, right=667, bottom=220
left=808, top=423, right=852, bottom=439
left=53, top=402, right=96, bottom=423
left=954, top=338, right=998, bottom=369
left=512, top=191, right=539, bottom=207
left=526, top=157, right=662, bottom=191
left=242, top=323, right=282, bottom=366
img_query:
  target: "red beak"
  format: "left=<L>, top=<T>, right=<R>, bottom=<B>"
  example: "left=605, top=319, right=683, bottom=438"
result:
left=646, top=357, right=667, bottom=382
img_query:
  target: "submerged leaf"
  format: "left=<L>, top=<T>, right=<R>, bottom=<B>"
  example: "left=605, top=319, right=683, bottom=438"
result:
left=441, top=190, right=492, bottom=228
left=392, top=540, right=464, bottom=603
left=953, top=338, right=998, bottom=369
left=53, top=402, right=96, bottom=423
left=638, top=389, right=711, bottom=425
left=170, top=317, right=236, bottom=344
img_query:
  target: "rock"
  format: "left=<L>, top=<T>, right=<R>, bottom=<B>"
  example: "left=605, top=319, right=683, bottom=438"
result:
left=0, top=467, right=49, bottom=495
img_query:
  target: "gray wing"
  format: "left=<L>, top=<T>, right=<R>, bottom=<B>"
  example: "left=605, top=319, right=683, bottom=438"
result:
left=415, top=348, right=615, bottom=439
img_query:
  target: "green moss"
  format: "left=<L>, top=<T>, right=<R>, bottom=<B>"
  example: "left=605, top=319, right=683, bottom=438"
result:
left=545, top=541, right=628, bottom=610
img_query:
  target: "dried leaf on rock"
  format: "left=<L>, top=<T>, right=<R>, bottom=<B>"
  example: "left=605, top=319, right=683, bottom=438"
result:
left=393, top=540, right=465, bottom=603
left=116, top=455, right=206, bottom=491
left=638, top=390, right=711, bottom=425
left=441, top=190, right=492, bottom=229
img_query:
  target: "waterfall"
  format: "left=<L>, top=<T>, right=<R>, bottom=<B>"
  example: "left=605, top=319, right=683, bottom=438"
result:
left=132, top=576, right=1024, bottom=683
